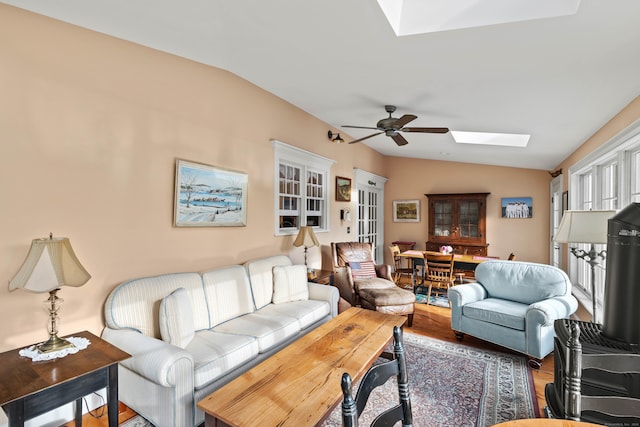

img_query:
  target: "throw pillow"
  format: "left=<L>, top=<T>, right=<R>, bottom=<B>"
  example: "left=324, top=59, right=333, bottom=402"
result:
left=349, top=260, right=377, bottom=280
left=272, top=265, right=310, bottom=304
left=159, top=287, right=195, bottom=349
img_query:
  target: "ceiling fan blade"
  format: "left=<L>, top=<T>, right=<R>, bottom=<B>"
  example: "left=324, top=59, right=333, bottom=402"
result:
left=342, top=125, right=379, bottom=130
left=349, top=131, right=384, bottom=144
left=402, top=127, right=450, bottom=133
left=391, top=133, right=409, bottom=146
left=392, top=114, right=417, bottom=128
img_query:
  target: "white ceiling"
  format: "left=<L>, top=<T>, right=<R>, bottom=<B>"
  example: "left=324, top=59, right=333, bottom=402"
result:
left=3, top=0, right=640, bottom=170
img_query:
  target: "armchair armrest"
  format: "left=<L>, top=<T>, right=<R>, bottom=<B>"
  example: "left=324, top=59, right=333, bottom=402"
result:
left=101, top=327, right=194, bottom=387
left=308, top=282, right=340, bottom=317
left=526, top=295, right=579, bottom=327
left=448, top=282, right=487, bottom=307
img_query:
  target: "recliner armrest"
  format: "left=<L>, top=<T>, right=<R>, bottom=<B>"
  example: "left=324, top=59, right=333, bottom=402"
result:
left=101, top=327, right=194, bottom=387
left=332, top=266, right=356, bottom=305
left=375, top=264, right=393, bottom=281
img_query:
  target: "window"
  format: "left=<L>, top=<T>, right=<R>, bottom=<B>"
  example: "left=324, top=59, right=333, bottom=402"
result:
left=567, top=120, right=640, bottom=316
left=273, top=140, right=334, bottom=235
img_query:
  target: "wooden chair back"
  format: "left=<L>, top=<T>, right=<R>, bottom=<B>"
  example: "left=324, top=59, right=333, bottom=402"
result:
left=341, top=326, right=413, bottom=427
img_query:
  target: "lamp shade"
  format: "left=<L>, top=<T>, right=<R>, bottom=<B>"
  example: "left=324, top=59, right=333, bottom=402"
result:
left=554, top=210, right=616, bottom=244
left=293, top=226, right=319, bottom=248
left=9, top=236, right=91, bottom=293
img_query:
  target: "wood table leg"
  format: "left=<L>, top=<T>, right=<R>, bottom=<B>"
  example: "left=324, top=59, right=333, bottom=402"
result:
left=107, top=365, right=118, bottom=427
left=75, top=398, right=83, bottom=426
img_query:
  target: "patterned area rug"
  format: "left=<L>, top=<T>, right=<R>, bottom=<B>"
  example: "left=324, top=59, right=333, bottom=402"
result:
left=415, top=292, right=450, bottom=307
left=120, top=415, right=153, bottom=427
left=321, top=332, right=539, bottom=427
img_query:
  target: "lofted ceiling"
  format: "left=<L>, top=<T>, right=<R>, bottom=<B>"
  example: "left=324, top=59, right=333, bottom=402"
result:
left=3, top=0, right=640, bottom=170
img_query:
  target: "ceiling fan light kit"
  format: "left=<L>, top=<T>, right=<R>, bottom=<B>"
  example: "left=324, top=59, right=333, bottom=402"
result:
left=342, top=105, right=449, bottom=146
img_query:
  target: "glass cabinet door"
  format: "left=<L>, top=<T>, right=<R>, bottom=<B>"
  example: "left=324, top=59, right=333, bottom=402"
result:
left=433, top=201, right=453, bottom=237
left=458, top=200, right=480, bottom=238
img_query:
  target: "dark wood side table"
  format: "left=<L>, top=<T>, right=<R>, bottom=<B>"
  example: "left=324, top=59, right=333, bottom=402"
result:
left=308, top=269, right=334, bottom=285
left=0, top=330, right=130, bottom=427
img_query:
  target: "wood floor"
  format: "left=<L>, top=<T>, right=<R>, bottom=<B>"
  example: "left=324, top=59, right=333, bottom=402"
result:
left=64, top=302, right=553, bottom=426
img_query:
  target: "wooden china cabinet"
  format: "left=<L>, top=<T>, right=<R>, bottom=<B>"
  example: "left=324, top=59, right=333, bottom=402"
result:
left=424, top=193, right=490, bottom=256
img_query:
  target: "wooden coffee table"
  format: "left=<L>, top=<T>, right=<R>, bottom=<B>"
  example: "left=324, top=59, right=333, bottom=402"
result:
left=197, top=307, right=406, bottom=427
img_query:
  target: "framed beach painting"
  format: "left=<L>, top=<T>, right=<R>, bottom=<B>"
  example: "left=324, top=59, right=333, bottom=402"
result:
left=393, top=199, right=420, bottom=222
left=174, top=159, right=248, bottom=227
left=335, top=176, right=351, bottom=202
left=501, top=197, right=533, bottom=219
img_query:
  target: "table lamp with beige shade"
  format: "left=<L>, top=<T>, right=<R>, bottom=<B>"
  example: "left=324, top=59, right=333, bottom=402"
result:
left=293, top=226, right=319, bottom=278
left=554, top=209, right=616, bottom=323
left=9, top=233, right=91, bottom=353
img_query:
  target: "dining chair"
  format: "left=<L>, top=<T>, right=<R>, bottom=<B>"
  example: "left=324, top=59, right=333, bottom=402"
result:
left=341, top=326, right=413, bottom=427
left=388, top=245, right=413, bottom=289
left=424, top=252, right=455, bottom=305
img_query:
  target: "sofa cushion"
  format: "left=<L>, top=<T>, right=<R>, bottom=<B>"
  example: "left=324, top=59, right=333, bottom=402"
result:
left=212, top=312, right=301, bottom=353
left=159, top=288, right=194, bottom=348
left=349, top=260, right=377, bottom=280
left=272, top=265, right=309, bottom=303
left=257, top=300, right=330, bottom=329
left=475, top=260, right=571, bottom=305
left=202, top=266, right=256, bottom=328
left=244, top=255, right=293, bottom=309
left=187, top=330, right=259, bottom=390
left=462, top=298, right=528, bottom=331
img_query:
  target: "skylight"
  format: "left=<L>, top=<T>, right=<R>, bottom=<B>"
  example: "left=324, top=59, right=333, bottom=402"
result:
left=451, top=131, right=530, bottom=147
left=376, top=0, right=581, bottom=36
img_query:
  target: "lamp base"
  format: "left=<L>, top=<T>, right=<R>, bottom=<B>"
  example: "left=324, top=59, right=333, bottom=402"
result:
left=37, top=334, right=75, bottom=353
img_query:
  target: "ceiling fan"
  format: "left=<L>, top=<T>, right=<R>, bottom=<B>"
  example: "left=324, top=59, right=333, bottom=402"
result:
left=342, top=105, right=449, bottom=146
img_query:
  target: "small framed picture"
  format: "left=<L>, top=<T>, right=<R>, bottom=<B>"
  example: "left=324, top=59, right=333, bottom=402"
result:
left=501, top=197, right=533, bottom=219
left=393, top=200, right=420, bottom=223
left=174, top=159, right=248, bottom=227
left=335, top=176, right=351, bottom=202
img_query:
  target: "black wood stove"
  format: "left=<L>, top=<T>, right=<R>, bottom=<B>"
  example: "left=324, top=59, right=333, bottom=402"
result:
left=545, top=203, right=640, bottom=425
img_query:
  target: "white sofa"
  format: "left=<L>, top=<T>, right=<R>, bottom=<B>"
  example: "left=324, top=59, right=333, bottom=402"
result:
left=101, top=255, right=339, bottom=427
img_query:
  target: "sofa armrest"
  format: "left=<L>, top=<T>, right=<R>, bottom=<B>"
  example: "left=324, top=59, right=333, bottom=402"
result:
left=526, top=295, right=579, bottom=327
left=308, top=282, right=340, bottom=317
left=102, top=327, right=194, bottom=387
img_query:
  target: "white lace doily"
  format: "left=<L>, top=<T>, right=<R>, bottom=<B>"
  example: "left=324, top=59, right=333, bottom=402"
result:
left=19, top=336, right=91, bottom=361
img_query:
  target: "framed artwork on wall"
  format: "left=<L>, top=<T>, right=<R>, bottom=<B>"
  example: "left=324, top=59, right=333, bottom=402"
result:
left=501, top=197, right=533, bottom=219
left=335, top=176, right=351, bottom=202
left=174, top=159, right=248, bottom=227
left=562, top=191, right=568, bottom=213
left=393, top=199, right=420, bottom=223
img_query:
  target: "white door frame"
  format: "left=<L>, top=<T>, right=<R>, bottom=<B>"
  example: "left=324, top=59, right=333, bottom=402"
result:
left=549, top=174, right=563, bottom=268
left=353, top=168, right=388, bottom=263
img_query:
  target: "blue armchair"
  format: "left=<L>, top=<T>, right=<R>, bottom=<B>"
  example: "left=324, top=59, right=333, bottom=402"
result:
left=448, top=260, right=578, bottom=368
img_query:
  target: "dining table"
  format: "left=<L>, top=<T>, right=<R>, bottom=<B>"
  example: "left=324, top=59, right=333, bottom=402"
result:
left=398, top=250, right=496, bottom=286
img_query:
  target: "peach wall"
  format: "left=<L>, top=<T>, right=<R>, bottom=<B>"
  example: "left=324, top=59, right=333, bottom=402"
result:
left=0, top=5, right=385, bottom=351
left=383, top=157, right=551, bottom=264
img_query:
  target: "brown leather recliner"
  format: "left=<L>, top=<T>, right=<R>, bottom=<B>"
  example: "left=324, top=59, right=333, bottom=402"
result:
left=331, top=242, right=414, bottom=327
